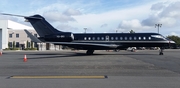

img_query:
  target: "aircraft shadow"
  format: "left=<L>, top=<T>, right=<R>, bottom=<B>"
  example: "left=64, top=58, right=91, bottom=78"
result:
left=18, top=52, right=157, bottom=60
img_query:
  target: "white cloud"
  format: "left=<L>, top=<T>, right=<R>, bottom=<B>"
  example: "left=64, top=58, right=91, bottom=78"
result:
left=118, top=19, right=141, bottom=29
left=159, top=2, right=180, bottom=18
left=141, top=15, right=159, bottom=26
left=118, top=19, right=151, bottom=33
left=169, top=32, right=180, bottom=36
left=159, top=17, right=176, bottom=26
left=56, top=24, right=78, bottom=32
left=100, top=24, right=108, bottom=28
left=26, top=3, right=83, bottom=23
left=142, top=1, right=180, bottom=27
left=151, top=2, right=165, bottom=10
left=2, top=0, right=180, bottom=35
left=43, top=11, right=76, bottom=23
left=120, top=1, right=180, bottom=35
left=0, top=14, right=18, bottom=21
left=70, top=3, right=152, bottom=33
left=28, top=3, right=68, bottom=15
left=63, top=8, right=82, bottom=16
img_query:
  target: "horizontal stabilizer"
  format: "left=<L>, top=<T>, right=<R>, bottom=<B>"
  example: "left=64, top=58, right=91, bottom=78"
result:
left=24, top=30, right=42, bottom=43
left=1, top=13, right=42, bottom=19
left=1, top=13, right=62, bottom=37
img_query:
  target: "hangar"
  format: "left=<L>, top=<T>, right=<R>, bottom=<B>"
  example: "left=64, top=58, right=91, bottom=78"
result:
left=0, top=20, right=60, bottom=50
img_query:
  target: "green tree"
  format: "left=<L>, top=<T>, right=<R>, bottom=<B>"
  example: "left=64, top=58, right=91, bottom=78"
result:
left=13, top=41, right=15, bottom=48
left=31, top=41, right=33, bottom=48
left=26, top=40, right=29, bottom=48
left=8, top=42, right=10, bottom=48
left=129, top=30, right=135, bottom=33
left=167, top=35, right=180, bottom=46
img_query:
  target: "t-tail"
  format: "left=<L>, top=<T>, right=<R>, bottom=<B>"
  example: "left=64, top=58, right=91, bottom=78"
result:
left=24, top=15, right=61, bottom=37
left=24, top=15, right=74, bottom=42
left=1, top=13, right=62, bottom=37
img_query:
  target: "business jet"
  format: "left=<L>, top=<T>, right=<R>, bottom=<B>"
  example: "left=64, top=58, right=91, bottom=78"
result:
left=1, top=13, right=175, bottom=55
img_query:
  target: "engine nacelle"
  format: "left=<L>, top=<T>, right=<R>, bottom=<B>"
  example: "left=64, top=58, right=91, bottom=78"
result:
left=44, top=32, right=74, bottom=42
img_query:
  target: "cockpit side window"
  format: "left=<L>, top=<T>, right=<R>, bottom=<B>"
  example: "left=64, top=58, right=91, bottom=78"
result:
left=151, top=35, right=166, bottom=40
left=148, top=37, right=151, bottom=40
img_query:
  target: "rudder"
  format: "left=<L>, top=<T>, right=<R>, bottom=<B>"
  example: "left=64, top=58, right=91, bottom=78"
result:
left=25, top=15, right=61, bottom=37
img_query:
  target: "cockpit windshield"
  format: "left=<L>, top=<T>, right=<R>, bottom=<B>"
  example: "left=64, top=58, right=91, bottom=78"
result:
left=151, top=35, right=166, bottom=40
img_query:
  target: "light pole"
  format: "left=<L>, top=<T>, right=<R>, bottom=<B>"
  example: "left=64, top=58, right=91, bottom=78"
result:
left=155, top=24, right=162, bottom=33
left=84, top=28, right=87, bottom=33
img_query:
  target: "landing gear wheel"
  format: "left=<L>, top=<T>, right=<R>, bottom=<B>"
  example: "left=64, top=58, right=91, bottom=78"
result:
left=159, top=47, right=164, bottom=55
left=86, top=50, right=94, bottom=55
left=131, top=48, right=136, bottom=52
left=114, top=49, right=120, bottom=52
left=159, top=52, right=163, bottom=55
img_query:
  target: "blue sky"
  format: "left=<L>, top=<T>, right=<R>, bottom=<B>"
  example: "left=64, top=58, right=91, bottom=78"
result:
left=0, top=0, right=180, bottom=36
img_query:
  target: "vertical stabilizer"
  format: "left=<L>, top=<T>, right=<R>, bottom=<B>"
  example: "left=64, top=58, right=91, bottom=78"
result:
left=25, top=15, right=61, bottom=37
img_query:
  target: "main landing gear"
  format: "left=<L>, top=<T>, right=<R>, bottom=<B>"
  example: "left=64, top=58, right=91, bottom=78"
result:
left=86, top=50, right=94, bottom=55
left=159, top=47, right=164, bottom=55
left=114, top=49, right=120, bottom=52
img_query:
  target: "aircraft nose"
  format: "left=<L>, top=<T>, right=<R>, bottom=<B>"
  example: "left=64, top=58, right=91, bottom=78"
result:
left=169, top=40, right=175, bottom=44
left=169, top=40, right=176, bottom=48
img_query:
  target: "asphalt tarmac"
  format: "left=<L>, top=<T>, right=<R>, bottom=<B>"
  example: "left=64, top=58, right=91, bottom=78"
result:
left=0, top=49, right=180, bottom=88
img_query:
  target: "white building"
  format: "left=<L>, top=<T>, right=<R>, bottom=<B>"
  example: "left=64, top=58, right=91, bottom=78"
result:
left=0, top=20, right=61, bottom=50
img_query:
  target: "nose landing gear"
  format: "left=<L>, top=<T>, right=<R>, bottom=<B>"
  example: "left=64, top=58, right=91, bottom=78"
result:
left=86, top=50, right=94, bottom=55
left=159, top=47, right=164, bottom=55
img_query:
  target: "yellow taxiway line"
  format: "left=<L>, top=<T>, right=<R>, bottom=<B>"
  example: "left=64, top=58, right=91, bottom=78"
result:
left=10, top=76, right=107, bottom=79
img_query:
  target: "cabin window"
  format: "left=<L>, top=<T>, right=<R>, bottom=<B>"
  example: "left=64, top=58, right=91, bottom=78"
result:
left=125, top=37, right=127, bottom=40
left=120, top=37, right=123, bottom=40
left=101, top=37, right=104, bottom=40
left=143, top=37, right=146, bottom=40
left=134, top=37, right=137, bottom=40
left=88, top=37, right=91, bottom=40
left=129, top=37, right=132, bottom=40
left=111, top=37, right=114, bottom=40
left=148, top=37, right=151, bottom=40
left=97, top=37, right=100, bottom=40
left=115, top=37, right=118, bottom=40
left=139, top=37, right=141, bottom=40
left=84, top=37, right=87, bottom=40
left=92, top=37, right=95, bottom=40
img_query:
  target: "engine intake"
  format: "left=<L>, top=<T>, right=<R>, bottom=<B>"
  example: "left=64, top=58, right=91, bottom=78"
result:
left=44, top=32, right=74, bottom=42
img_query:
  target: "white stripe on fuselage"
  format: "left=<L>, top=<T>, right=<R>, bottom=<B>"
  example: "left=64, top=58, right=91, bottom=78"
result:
left=72, top=40, right=169, bottom=43
left=48, top=42, right=120, bottom=48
